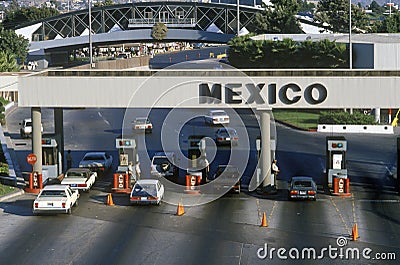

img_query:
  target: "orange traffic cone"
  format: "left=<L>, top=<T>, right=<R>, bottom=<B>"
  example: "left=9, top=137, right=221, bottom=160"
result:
left=352, top=223, right=359, bottom=241
left=106, top=193, right=114, bottom=206
left=261, top=212, right=268, bottom=227
left=176, top=202, right=185, bottom=216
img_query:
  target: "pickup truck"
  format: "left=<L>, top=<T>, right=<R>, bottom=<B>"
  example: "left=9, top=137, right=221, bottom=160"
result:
left=19, top=118, right=43, bottom=138
left=61, top=168, right=97, bottom=192
left=79, top=152, right=113, bottom=173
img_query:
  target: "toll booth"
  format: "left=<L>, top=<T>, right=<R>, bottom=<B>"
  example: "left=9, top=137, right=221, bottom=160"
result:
left=188, top=135, right=209, bottom=184
left=42, top=138, right=62, bottom=181
left=114, top=137, right=137, bottom=192
left=326, top=136, right=348, bottom=188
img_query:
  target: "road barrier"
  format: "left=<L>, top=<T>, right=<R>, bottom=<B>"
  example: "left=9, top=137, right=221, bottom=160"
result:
left=24, top=172, right=42, bottom=194
left=352, top=223, right=359, bottom=241
left=106, top=193, right=114, bottom=206
left=176, top=202, right=185, bottom=216
left=261, top=212, right=268, bottom=227
left=112, top=173, right=131, bottom=194
left=318, top=124, right=393, bottom=134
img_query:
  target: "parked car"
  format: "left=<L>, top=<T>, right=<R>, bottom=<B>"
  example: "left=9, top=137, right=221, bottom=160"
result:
left=19, top=118, right=43, bottom=138
left=212, top=165, right=241, bottom=193
left=33, top=185, right=79, bottom=215
left=61, top=168, right=97, bottom=192
left=215, top=127, right=239, bottom=146
left=205, top=110, right=230, bottom=125
left=150, top=152, right=178, bottom=179
left=79, top=152, right=113, bottom=173
left=288, top=176, right=317, bottom=201
left=130, top=179, right=164, bottom=205
left=132, top=117, right=153, bottom=133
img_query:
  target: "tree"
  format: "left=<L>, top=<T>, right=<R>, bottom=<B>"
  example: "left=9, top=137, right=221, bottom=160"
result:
left=152, top=23, right=168, bottom=41
left=228, top=36, right=348, bottom=68
left=297, top=0, right=315, bottom=13
left=0, top=27, right=29, bottom=64
left=0, top=51, right=20, bottom=72
left=314, top=0, right=369, bottom=33
left=254, top=0, right=303, bottom=34
left=369, top=1, right=386, bottom=16
left=373, top=12, right=400, bottom=33
left=94, top=0, right=114, bottom=7
left=2, top=6, right=60, bottom=30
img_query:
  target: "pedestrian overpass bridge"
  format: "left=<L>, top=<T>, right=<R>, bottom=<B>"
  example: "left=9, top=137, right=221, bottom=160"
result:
left=16, top=2, right=261, bottom=53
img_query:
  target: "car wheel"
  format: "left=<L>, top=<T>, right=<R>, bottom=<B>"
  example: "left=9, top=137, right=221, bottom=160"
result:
left=67, top=208, right=72, bottom=214
left=75, top=200, right=79, bottom=207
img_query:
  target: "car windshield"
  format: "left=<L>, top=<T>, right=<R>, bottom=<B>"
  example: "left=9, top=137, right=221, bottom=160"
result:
left=216, top=167, right=239, bottom=177
left=218, top=129, right=236, bottom=136
left=153, top=157, right=170, bottom=165
left=153, top=158, right=172, bottom=173
left=293, top=180, right=312, bottom=188
left=40, top=190, right=67, bottom=197
left=132, top=184, right=157, bottom=196
left=26, top=122, right=32, bottom=126
left=212, top=111, right=226, bottom=116
left=66, top=172, right=86, bottom=178
left=83, top=155, right=104, bottom=161
left=135, top=118, right=148, bottom=124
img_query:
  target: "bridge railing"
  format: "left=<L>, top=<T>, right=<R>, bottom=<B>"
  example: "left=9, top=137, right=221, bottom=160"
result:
left=128, top=18, right=197, bottom=28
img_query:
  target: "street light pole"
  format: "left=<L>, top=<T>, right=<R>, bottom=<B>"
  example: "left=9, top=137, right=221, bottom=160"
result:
left=88, top=0, right=93, bottom=68
left=349, top=0, right=352, bottom=69
left=237, top=0, right=240, bottom=36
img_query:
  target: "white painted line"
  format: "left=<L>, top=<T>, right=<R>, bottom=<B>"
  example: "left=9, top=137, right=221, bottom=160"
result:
left=358, top=199, right=400, bottom=203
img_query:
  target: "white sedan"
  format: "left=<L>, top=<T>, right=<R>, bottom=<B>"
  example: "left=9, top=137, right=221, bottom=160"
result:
left=205, top=110, right=230, bottom=125
left=33, top=185, right=79, bottom=215
left=130, top=179, right=164, bottom=205
left=79, top=152, right=113, bottom=173
left=132, top=117, right=153, bottom=133
left=61, top=168, right=97, bottom=192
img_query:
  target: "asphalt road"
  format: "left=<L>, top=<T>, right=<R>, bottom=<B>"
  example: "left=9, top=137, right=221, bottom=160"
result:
left=1, top=107, right=400, bottom=264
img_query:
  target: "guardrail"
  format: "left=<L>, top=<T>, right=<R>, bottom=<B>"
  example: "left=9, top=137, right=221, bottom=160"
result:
left=317, top=124, right=394, bottom=134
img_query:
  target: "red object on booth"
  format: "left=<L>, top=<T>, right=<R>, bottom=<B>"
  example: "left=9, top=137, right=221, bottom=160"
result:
left=185, top=174, right=201, bottom=194
left=25, top=172, right=42, bottom=194
left=112, top=173, right=131, bottom=194
left=333, top=177, right=351, bottom=196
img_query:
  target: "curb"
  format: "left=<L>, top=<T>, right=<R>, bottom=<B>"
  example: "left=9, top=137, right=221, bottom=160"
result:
left=0, top=189, right=25, bottom=202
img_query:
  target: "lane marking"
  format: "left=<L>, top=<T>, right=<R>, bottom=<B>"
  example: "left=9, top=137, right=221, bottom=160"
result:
left=352, top=195, right=357, bottom=224
left=268, top=201, right=278, bottom=223
left=97, top=111, right=110, bottom=126
left=329, top=197, right=351, bottom=236
left=358, top=199, right=400, bottom=203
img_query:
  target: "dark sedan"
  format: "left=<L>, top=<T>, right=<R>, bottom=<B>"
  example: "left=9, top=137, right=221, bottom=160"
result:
left=288, top=176, right=317, bottom=201
left=212, top=165, right=241, bottom=193
left=215, top=127, right=239, bottom=146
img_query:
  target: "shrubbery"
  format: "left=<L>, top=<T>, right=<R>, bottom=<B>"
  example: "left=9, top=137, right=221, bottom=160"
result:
left=318, top=110, right=376, bottom=124
left=0, top=97, right=8, bottom=125
left=228, top=36, right=348, bottom=68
